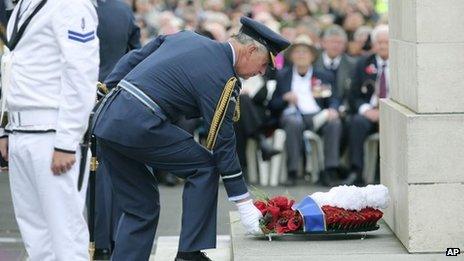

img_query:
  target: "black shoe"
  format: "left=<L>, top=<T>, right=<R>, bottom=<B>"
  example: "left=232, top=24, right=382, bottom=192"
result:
left=282, top=171, right=297, bottom=186
left=321, top=169, right=338, bottom=187
left=259, top=142, right=280, bottom=161
left=282, top=178, right=297, bottom=187
left=258, top=135, right=281, bottom=161
left=175, top=251, right=212, bottom=261
left=342, top=169, right=364, bottom=186
left=260, top=147, right=281, bottom=161
left=93, top=248, right=111, bottom=260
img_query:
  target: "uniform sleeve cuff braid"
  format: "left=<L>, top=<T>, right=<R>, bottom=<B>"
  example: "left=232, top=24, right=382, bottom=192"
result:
left=223, top=174, right=248, bottom=201
left=222, top=171, right=242, bottom=180
left=228, top=192, right=250, bottom=202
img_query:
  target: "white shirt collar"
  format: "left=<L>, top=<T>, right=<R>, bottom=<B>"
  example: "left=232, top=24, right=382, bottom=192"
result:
left=228, top=42, right=236, bottom=66
left=322, top=52, right=341, bottom=69
left=375, top=55, right=388, bottom=68
left=292, top=65, right=313, bottom=79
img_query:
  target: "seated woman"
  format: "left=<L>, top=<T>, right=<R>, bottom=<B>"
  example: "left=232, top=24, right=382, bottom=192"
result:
left=268, top=34, right=342, bottom=186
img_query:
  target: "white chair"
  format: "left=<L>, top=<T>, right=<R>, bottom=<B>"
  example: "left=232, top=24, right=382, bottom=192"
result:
left=269, top=129, right=286, bottom=186
left=245, top=131, right=284, bottom=186
left=362, top=133, right=379, bottom=184
left=246, top=131, right=286, bottom=186
left=245, top=139, right=260, bottom=185
left=261, top=129, right=325, bottom=186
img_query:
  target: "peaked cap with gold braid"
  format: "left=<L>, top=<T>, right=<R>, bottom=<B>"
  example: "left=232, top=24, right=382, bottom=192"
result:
left=239, top=17, right=290, bottom=69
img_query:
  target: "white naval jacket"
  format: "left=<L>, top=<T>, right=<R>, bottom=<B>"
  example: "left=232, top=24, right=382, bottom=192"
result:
left=0, top=0, right=99, bottom=152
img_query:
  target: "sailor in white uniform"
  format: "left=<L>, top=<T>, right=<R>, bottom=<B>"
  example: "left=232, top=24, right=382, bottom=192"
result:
left=0, top=0, right=98, bottom=260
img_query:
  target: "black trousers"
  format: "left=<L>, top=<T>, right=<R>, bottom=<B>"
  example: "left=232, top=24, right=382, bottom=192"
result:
left=348, top=114, right=378, bottom=171
left=280, top=112, right=342, bottom=173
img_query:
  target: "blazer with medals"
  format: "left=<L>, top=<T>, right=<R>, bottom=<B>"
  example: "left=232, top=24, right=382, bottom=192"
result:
left=349, top=54, right=379, bottom=114
left=268, top=66, right=337, bottom=120
left=314, top=53, right=356, bottom=111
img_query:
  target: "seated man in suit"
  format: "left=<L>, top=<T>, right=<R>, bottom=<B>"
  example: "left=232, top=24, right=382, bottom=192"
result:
left=269, top=34, right=342, bottom=186
left=345, top=24, right=389, bottom=185
left=315, top=25, right=357, bottom=166
left=315, top=25, right=356, bottom=115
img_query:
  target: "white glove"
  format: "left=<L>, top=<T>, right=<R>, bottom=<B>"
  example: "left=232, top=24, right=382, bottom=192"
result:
left=236, top=199, right=263, bottom=235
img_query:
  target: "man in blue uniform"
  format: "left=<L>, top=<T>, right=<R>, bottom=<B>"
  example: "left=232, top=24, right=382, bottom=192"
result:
left=93, top=0, right=141, bottom=259
left=96, top=0, right=140, bottom=83
left=93, top=17, right=290, bottom=261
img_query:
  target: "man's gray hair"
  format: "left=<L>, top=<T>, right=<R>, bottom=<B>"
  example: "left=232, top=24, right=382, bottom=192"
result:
left=371, top=24, right=389, bottom=43
left=322, top=25, right=347, bottom=42
left=232, top=32, right=268, bottom=54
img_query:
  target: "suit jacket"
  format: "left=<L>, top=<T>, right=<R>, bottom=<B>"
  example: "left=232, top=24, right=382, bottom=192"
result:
left=96, top=31, right=242, bottom=176
left=97, top=0, right=141, bottom=82
left=314, top=53, right=356, bottom=110
left=268, top=66, right=336, bottom=120
left=349, top=54, right=379, bottom=114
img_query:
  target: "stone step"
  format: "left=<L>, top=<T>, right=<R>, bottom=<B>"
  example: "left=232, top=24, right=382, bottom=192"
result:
left=153, top=235, right=231, bottom=261
left=229, top=211, right=449, bottom=261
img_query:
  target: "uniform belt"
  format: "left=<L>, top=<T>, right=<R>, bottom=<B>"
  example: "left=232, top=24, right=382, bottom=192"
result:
left=118, top=80, right=167, bottom=121
left=8, top=109, right=58, bottom=127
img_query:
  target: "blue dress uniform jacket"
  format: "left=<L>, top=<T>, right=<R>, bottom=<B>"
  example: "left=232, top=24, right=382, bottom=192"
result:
left=93, top=31, right=247, bottom=259
left=96, top=0, right=140, bottom=82
left=99, top=31, right=244, bottom=184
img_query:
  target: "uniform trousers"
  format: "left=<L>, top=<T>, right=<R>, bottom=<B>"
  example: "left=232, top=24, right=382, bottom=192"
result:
left=97, top=128, right=220, bottom=260
left=280, top=112, right=342, bottom=173
left=94, top=156, right=121, bottom=251
left=9, top=132, right=89, bottom=261
left=348, top=114, right=378, bottom=171
left=93, top=116, right=201, bottom=251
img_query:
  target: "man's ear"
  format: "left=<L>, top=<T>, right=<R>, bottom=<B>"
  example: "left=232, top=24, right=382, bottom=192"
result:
left=247, top=44, right=257, bottom=55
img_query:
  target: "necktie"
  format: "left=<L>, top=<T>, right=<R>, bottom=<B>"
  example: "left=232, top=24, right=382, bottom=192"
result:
left=329, top=60, right=336, bottom=71
left=379, top=63, right=387, bottom=98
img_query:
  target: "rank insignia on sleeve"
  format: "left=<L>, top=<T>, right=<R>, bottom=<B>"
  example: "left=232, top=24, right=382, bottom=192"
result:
left=68, top=30, right=95, bottom=43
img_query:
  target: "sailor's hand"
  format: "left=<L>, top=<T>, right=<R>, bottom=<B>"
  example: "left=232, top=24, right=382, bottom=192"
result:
left=236, top=199, right=263, bottom=235
left=0, top=137, right=8, bottom=161
left=51, top=150, right=76, bottom=175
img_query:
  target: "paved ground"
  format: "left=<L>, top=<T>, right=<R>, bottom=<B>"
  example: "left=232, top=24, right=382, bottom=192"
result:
left=0, top=170, right=328, bottom=260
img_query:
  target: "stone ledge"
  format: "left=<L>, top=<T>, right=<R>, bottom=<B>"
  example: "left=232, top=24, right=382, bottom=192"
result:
left=229, top=212, right=447, bottom=260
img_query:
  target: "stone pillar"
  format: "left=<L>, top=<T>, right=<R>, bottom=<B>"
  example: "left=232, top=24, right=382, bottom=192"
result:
left=381, top=0, right=464, bottom=253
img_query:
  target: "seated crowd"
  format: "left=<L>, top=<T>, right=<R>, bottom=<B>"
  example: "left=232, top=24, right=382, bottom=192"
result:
left=129, top=0, right=390, bottom=187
